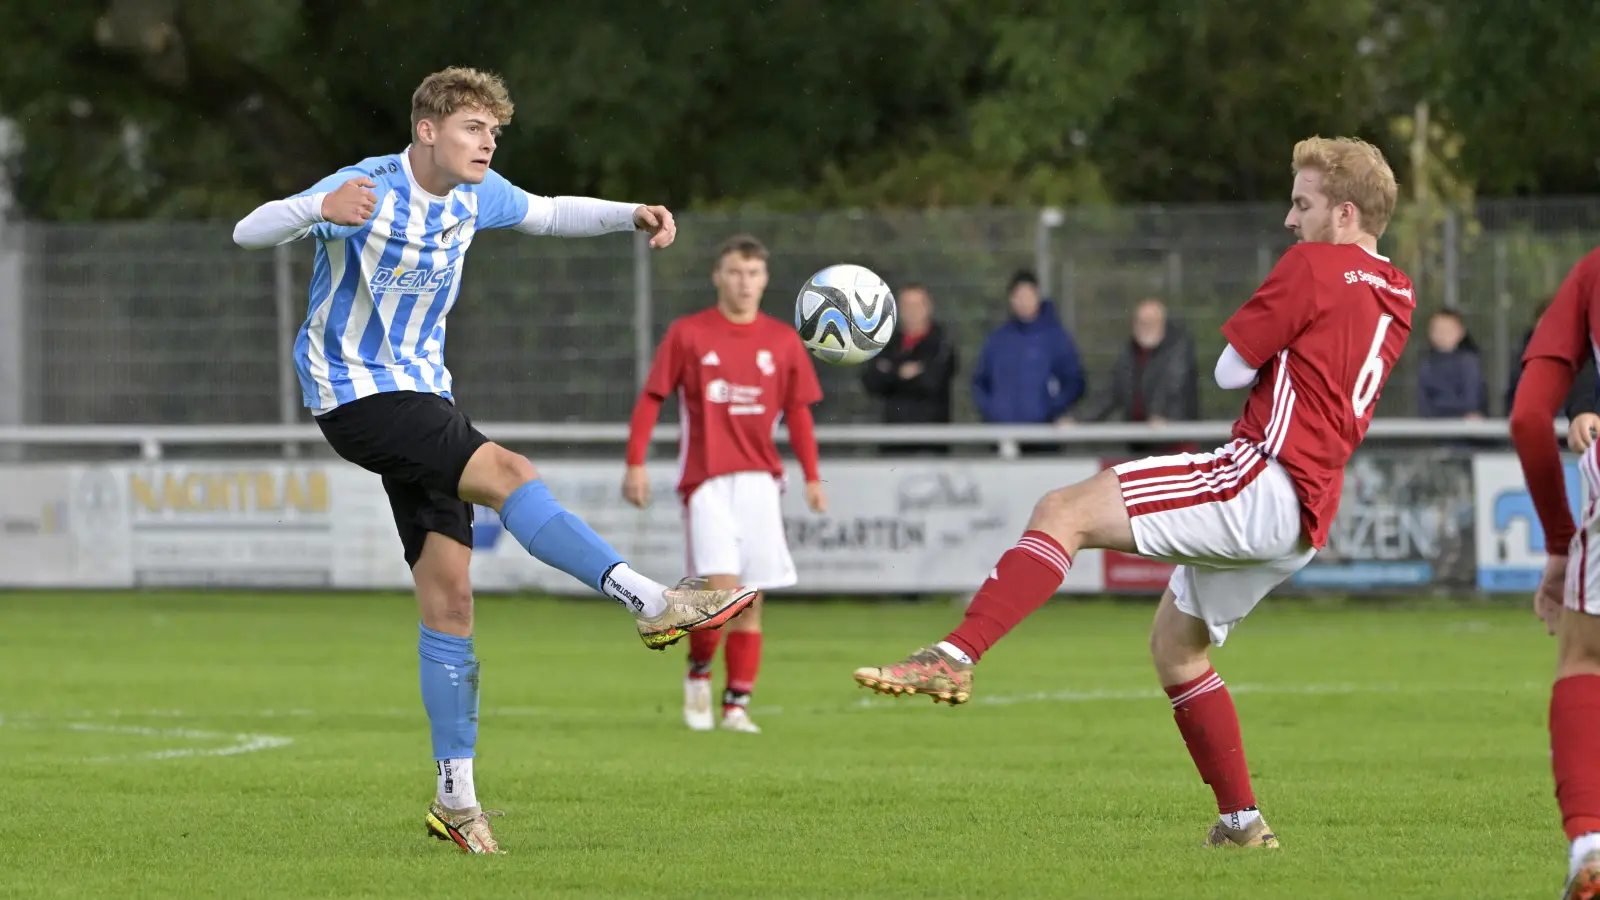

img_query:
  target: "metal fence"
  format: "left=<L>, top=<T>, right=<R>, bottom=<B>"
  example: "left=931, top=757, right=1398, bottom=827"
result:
left=5, top=199, right=1599, bottom=428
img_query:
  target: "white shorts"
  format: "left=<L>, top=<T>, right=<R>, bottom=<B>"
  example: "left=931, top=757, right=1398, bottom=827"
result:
left=684, top=471, right=797, bottom=591
left=1114, top=439, right=1317, bottom=646
left=1565, top=445, right=1600, bottom=613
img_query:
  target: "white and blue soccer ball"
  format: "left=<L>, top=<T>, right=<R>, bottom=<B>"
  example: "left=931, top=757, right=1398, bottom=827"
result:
left=794, top=264, right=897, bottom=365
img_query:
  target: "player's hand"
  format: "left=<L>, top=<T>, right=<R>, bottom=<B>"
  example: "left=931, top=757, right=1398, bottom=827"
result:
left=634, top=205, right=676, bottom=249
left=1056, top=416, right=1075, bottom=427
left=1536, top=553, right=1568, bottom=636
left=898, top=361, right=924, bottom=380
left=321, top=177, right=377, bottom=227
left=1570, top=413, right=1600, bottom=454
left=1148, top=415, right=1168, bottom=427
left=805, top=481, right=828, bottom=514
left=622, top=465, right=651, bottom=509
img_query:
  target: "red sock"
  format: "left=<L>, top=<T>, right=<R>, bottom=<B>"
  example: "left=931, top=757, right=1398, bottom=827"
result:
left=1165, top=669, right=1255, bottom=814
left=723, top=631, right=762, bottom=711
left=944, top=531, right=1070, bottom=662
left=687, top=631, right=720, bottom=678
left=1552, top=675, right=1600, bottom=839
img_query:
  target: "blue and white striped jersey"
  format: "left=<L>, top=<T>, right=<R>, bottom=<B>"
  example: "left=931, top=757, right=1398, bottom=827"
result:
left=291, top=151, right=529, bottom=412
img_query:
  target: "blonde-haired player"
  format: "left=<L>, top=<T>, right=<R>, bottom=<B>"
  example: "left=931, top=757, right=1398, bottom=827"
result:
left=233, top=67, right=756, bottom=855
left=624, top=235, right=827, bottom=734
left=854, top=137, right=1411, bottom=847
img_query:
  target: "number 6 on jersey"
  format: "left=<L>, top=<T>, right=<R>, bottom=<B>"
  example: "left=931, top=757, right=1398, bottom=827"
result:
left=1351, top=314, right=1394, bottom=419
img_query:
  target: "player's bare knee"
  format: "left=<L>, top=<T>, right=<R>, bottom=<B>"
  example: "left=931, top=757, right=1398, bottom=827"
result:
left=1558, top=612, right=1600, bottom=677
left=461, top=443, right=539, bottom=507
left=1029, top=486, right=1082, bottom=542
left=417, top=567, right=474, bottom=634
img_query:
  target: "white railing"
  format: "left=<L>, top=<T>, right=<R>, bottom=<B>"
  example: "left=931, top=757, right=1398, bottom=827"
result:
left=0, top=418, right=1552, bottom=461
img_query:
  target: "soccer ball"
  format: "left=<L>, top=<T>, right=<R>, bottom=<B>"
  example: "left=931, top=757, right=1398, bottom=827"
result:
left=794, top=264, right=897, bottom=365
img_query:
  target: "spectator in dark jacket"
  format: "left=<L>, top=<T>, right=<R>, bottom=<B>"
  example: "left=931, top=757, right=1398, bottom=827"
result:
left=1066, top=299, right=1198, bottom=453
left=861, top=283, right=957, bottom=456
left=971, top=270, right=1086, bottom=427
left=1417, top=309, right=1488, bottom=419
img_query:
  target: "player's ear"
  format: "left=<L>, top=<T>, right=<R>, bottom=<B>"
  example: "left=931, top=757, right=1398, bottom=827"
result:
left=415, top=117, right=436, bottom=146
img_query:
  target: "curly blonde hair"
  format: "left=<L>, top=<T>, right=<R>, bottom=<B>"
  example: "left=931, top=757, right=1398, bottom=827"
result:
left=1292, top=136, right=1398, bottom=237
left=411, top=67, right=515, bottom=130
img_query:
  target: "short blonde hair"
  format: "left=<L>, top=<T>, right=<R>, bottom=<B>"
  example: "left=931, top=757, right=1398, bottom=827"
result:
left=411, top=67, right=515, bottom=130
left=1292, top=136, right=1398, bottom=237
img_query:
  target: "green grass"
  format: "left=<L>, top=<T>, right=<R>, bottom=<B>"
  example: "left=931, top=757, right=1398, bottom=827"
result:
left=0, top=592, right=1568, bottom=898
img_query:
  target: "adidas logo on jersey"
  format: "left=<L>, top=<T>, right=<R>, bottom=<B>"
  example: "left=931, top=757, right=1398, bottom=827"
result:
left=701, top=351, right=720, bottom=366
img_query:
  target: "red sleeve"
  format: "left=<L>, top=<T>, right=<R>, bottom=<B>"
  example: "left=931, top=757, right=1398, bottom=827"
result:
left=1220, top=248, right=1318, bottom=368
left=1511, top=358, right=1578, bottom=553
left=1523, top=256, right=1593, bottom=366
left=625, top=394, right=663, bottom=466
left=641, top=322, right=683, bottom=400
left=785, top=404, right=821, bottom=483
left=626, top=325, right=681, bottom=466
left=785, top=333, right=823, bottom=482
left=788, top=334, right=824, bottom=407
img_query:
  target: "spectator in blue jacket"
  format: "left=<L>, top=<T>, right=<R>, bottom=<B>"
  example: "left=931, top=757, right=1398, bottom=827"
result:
left=972, top=271, right=1086, bottom=427
left=1417, top=309, right=1488, bottom=419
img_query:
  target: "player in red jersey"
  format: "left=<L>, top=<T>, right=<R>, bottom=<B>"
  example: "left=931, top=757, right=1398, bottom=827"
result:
left=1508, top=247, right=1600, bottom=899
left=624, top=234, right=828, bottom=734
left=854, top=137, right=1411, bottom=848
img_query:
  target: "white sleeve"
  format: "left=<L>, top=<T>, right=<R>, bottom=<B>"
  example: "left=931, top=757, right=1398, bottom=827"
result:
left=513, top=193, right=639, bottom=237
left=232, top=194, right=328, bottom=249
left=1214, top=343, right=1260, bottom=390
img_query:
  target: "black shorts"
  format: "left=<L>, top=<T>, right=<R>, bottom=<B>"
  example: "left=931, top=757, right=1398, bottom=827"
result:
left=316, top=391, right=490, bottom=567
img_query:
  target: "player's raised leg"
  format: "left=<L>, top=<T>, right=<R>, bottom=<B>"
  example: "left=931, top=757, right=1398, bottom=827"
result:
left=1150, top=584, right=1277, bottom=849
left=458, top=444, right=755, bottom=649
left=852, top=467, right=1134, bottom=703
left=404, top=530, right=503, bottom=854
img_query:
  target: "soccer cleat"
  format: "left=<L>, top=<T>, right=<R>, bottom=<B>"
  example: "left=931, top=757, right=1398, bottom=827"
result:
left=684, top=677, right=714, bottom=731
left=852, top=646, right=974, bottom=705
left=720, top=706, right=761, bottom=733
left=637, top=578, right=757, bottom=650
left=425, top=800, right=505, bottom=854
left=1565, top=849, right=1600, bottom=900
left=1205, top=816, right=1279, bottom=849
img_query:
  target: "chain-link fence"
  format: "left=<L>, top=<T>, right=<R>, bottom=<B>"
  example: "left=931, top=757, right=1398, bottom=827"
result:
left=8, top=199, right=1600, bottom=427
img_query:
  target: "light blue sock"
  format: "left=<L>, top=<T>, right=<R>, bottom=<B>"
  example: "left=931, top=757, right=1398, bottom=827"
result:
left=418, top=624, right=478, bottom=761
left=498, top=479, right=625, bottom=592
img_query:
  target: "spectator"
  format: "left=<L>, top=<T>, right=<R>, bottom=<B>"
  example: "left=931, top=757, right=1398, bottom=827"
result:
left=971, top=271, right=1086, bottom=441
left=1507, top=299, right=1598, bottom=418
left=861, top=283, right=957, bottom=456
left=1066, top=298, right=1198, bottom=454
left=1417, top=309, right=1488, bottom=419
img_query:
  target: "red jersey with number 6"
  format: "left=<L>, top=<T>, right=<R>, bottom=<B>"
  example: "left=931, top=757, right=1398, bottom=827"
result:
left=1220, top=242, right=1415, bottom=549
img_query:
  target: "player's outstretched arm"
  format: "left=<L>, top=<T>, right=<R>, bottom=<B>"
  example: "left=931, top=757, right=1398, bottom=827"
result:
left=231, top=176, right=378, bottom=250
left=514, top=194, right=673, bottom=246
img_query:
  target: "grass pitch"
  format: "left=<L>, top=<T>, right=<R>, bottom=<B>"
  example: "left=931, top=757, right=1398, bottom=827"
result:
left=0, top=592, right=1565, bottom=898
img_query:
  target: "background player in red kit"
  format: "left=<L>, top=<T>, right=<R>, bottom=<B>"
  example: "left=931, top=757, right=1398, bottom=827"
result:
left=624, top=234, right=827, bottom=734
left=855, top=137, right=1410, bottom=848
left=1508, top=246, right=1600, bottom=899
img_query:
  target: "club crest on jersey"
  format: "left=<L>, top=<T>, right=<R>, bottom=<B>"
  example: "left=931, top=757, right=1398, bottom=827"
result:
left=756, top=349, right=775, bottom=376
left=438, top=217, right=473, bottom=248
left=369, top=266, right=453, bottom=295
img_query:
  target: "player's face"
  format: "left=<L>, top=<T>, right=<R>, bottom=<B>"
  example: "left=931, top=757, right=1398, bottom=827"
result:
left=418, top=108, right=500, bottom=186
left=713, top=253, right=768, bottom=314
left=1008, top=283, right=1041, bottom=321
left=1285, top=169, right=1354, bottom=243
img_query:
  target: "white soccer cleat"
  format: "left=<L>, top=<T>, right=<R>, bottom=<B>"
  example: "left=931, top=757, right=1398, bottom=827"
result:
left=720, top=707, right=761, bottom=733
left=683, top=677, right=714, bottom=732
